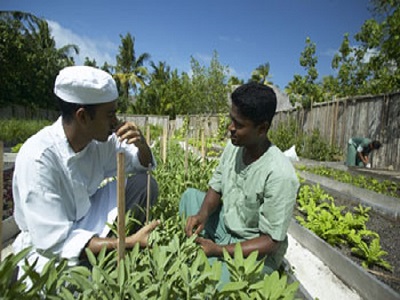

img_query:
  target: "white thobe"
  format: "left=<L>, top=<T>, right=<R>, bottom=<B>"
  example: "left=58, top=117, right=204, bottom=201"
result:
left=12, top=117, right=152, bottom=272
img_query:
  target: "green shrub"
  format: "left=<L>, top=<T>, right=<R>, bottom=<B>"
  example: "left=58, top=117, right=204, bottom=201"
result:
left=269, top=118, right=302, bottom=153
left=0, top=119, right=51, bottom=147
left=149, top=124, right=163, bottom=141
left=269, top=118, right=342, bottom=161
left=302, top=129, right=342, bottom=161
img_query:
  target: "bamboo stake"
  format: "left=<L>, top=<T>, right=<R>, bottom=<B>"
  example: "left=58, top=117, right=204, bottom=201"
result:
left=201, top=128, right=205, bottom=163
left=146, top=163, right=152, bottom=224
left=300, top=108, right=304, bottom=135
left=310, top=98, right=314, bottom=134
left=326, top=102, right=329, bottom=142
left=117, top=152, right=125, bottom=264
left=162, top=119, right=168, bottom=163
left=0, top=142, right=3, bottom=261
left=146, top=119, right=151, bottom=146
left=184, top=133, right=189, bottom=181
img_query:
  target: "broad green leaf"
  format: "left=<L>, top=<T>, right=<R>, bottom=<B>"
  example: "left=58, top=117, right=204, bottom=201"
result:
left=220, top=280, right=248, bottom=292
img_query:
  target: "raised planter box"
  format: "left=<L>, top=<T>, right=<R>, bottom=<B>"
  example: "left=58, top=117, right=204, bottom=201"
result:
left=298, top=170, right=400, bottom=221
left=288, top=220, right=400, bottom=300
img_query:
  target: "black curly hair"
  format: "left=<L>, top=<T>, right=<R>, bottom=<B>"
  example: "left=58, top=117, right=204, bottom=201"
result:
left=57, top=97, right=98, bottom=124
left=231, top=82, right=277, bottom=126
left=372, top=140, right=382, bottom=150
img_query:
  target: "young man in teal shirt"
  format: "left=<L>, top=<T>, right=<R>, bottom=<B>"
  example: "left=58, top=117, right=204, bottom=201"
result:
left=179, top=82, right=299, bottom=283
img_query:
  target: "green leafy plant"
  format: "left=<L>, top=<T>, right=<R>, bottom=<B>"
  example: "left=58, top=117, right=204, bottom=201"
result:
left=0, top=137, right=300, bottom=298
left=351, top=237, right=393, bottom=271
left=0, top=248, right=32, bottom=299
left=216, top=113, right=230, bottom=141
left=295, top=180, right=392, bottom=271
left=297, top=165, right=400, bottom=198
left=220, top=244, right=299, bottom=300
left=0, top=247, right=70, bottom=300
left=11, top=143, right=23, bottom=153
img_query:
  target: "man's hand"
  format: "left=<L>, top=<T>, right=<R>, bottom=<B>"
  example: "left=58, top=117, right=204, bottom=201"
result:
left=185, top=214, right=207, bottom=237
left=114, top=120, right=153, bottom=167
left=196, top=237, right=223, bottom=257
left=126, top=219, right=160, bottom=248
left=116, top=121, right=146, bottom=147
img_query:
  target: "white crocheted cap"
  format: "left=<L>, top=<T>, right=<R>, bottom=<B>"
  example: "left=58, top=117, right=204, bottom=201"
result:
left=54, top=66, right=118, bottom=104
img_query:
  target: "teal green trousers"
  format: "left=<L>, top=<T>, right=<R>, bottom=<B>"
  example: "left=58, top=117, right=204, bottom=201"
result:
left=346, top=143, right=364, bottom=166
left=179, top=188, right=280, bottom=287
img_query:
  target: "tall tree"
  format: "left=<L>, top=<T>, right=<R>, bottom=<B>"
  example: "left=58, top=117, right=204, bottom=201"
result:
left=331, top=34, right=358, bottom=96
left=206, top=51, right=230, bottom=113
left=227, top=76, right=244, bottom=86
left=0, top=11, right=78, bottom=109
left=135, top=51, right=230, bottom=117
left=250, top=63, right=273, bottom=85
left=84, top=57, right=97, bottom=67
left=353, top=0, right=400, bottom=93
left=134, top=61, right=172, bottom=115
left=190, top=51, right=229, bottom=114
left=115, top=33, right=150, bottom=112
left=285, top=37, right=322, bottom=108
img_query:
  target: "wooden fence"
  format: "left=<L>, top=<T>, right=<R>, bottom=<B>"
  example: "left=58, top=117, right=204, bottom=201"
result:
left=271, top=92, right=400, bottom=170
left=1, top=91, right=399, bottom=170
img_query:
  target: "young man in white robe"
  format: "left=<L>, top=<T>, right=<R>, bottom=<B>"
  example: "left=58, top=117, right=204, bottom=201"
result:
left=12, top=66, right=159, bottom=275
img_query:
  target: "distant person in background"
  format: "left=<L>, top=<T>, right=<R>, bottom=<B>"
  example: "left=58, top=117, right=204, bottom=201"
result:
left=346, top=137, right=381, bottom=168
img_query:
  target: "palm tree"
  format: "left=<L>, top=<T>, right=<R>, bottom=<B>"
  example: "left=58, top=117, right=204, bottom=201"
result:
left=26, top=16, right=79, bottom=67
left=227, top=76, right=243, bottom=86
left=0, top=11, right=79, bottom=109
left=251, top=63, right=273, bottom=85
left=115, top=33, right=150, bottom=111
left=150, top=61, right=171, bottom=82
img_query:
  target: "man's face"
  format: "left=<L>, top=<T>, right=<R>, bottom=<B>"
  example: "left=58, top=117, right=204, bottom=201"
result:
left=228, top=104, right=261, bottom=147
left=87, top=101, right=118, bottom=142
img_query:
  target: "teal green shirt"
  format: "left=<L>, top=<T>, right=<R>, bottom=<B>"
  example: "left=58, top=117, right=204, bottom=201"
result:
left=208, top=141, right=299, bottom=242
left=350, top=137, right=372, bottom=154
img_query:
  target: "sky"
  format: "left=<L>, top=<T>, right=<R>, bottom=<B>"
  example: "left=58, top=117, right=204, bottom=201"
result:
left=1, top=0, right=374, bottom=90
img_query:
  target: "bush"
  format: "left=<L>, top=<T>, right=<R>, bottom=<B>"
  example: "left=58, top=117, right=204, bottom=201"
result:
left=0, top=119, right=51, bottom=147
left=269, top=118, right=342, bottom=161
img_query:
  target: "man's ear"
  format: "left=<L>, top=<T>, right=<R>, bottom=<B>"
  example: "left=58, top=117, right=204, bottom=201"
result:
left=75, top=107, right=88, bottom=125
left=258, top=121, right=270, bottom=135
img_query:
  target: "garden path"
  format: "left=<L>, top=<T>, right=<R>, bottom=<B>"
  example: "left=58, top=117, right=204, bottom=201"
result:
left=286, top=234, right=362, bottom=300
